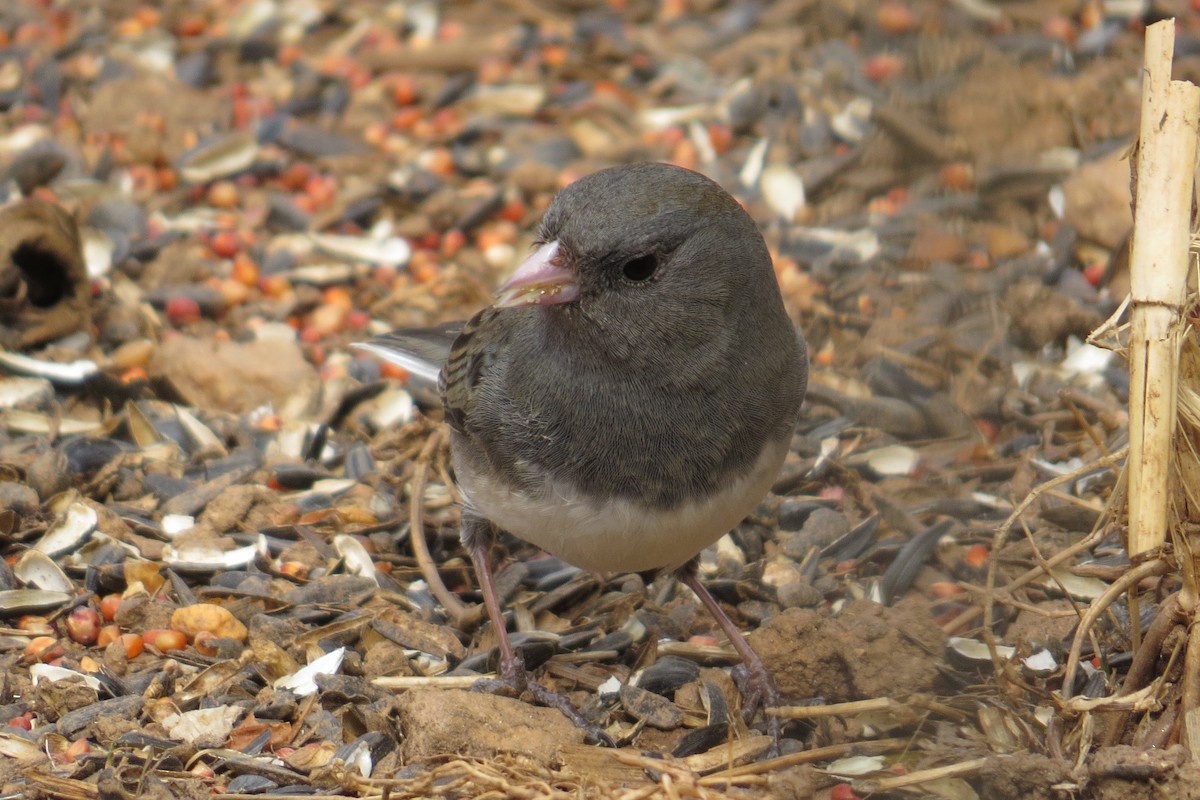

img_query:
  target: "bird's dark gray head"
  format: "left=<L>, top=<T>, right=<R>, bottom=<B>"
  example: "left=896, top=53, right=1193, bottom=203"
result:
left=504, top=162, right=783, bottom=375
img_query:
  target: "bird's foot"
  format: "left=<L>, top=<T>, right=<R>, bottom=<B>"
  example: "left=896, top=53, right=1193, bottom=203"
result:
left=734, top=660, right=782, bottom=758
left=472, top=653, right=616, bottom=747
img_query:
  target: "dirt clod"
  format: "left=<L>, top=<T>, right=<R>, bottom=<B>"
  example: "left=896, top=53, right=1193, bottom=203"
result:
left=750, top=598, right=944, bottom=703
left=395, top=688, right=586, bottom=763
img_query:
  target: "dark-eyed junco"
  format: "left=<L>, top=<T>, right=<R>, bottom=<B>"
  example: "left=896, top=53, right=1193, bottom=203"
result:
left=358, top=162, right=807, bottom=747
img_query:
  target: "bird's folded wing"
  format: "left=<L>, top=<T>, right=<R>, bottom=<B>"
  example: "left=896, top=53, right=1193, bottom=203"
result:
left=352, top=322, right=463, bottom=383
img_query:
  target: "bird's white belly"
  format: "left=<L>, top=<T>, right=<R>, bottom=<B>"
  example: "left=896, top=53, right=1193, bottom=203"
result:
left=457, top=438, right=790, bottom=573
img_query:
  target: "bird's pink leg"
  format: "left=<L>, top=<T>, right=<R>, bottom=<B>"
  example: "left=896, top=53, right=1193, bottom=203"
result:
left=678, top=564, right=782, bottom=755
left=462, top=513, right=615, bottom=746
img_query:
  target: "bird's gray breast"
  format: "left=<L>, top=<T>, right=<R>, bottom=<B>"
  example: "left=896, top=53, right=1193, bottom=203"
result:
left=460, top=322, right=798, bottom=511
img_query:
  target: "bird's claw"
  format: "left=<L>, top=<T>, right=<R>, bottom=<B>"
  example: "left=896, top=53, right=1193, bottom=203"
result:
left=734, top=661, right=782, bottom=758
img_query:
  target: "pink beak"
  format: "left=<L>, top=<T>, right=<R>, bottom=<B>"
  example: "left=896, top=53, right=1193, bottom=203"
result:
left=493, top=241, right=580, bottom=308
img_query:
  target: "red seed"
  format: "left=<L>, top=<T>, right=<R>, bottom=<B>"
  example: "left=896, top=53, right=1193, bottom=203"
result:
left=24, top=636, right=64, bottom=663
left=120, top=634, right=144, bottom=658
left=864, top=53, right=904, bottom=83
left=66, top=607, right=102, bottom=645
left=831, top=785, right=860, bottom=800
left=165, top=295, right=202, bottom=326
left=279, top=162, right=313, bottom=192
left=963, top=543, right=990, bottom=569
left=390, top=107, right=423, bottom=132
left=144, top=629, right=187, bottom=652
left=441, top=228, right=467, bottom=257
left=877, top=1, right=916, bottom=34
left=389, top=75, right=419, bottom=106
left=175, top=15, right=206, bottom=36
left=64, top=738, right=91, bottom=762
left=156, top=167, right=178, bottom=190
left=97, top=625, right=121, bottom=648
left=375, top=360, right=406, bottom=381
left=231, top=254, right=260, bottom=286
left=939, top=162, right=974, bottom=191
left=258, top=274, right=291, bottom=298
left=209, top=230, right=240, bottom=258
left=207, top=180, right=239, bottom=209
left=17, top=615, right=54, bottom=636
left=1043, top=15, right=1076, bottom=45
left=193, top=630, right=219, bottom=657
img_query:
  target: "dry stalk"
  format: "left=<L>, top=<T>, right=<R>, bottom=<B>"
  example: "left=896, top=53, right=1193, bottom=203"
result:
left=854, top=757, right=989, bottom=793
left=697, top=737, right=911, bottom=784
left=1127, top=18, right=1199, bottom=556
left=1124, top=15, right=1200, bottom=758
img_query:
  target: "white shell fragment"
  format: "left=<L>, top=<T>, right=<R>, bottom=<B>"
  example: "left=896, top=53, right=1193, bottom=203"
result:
left=947, top=636, right=1015, bottom=663
left=366, top=387, right=416, bottom=429
left=178, top=131, right=259, bottom=183
left=637, top=104, right=709, bottom=132
left=831, top=97, right=873, bottom=144
left=161, top=706, right=244, bottom=746
left=30, top=663, right=102, bottom=690
left=308, top=232, right=412, bottom=268
left=0, top=351, right=99, bottom=385
left=161, top=515, right=196, bottom=537
left=14, top=551, right=73, bottom=593
left=760, top=163, right=806, bottom=221
left=463, top=84, right=547, bottom=117
left=275, top=647, right=346, bottom=696
left=35, top=502, right=98, bottom=557
left=0, top=411, right=75, bottom=438
left=162, top=538, right=263, bottom=571
left=824, top=755, right=886, bottom=776
left=1060, top=337, right=1113, bottom=389
left=598, top=675, right=622, bottom=702
left=0, top=589, right=72, bottom=612
left=0, top=732, right=43, bottom=760
left=1022, top=649, right=1058, bottom=674
left=0, top=123, right=51, bottom=155
left=333, top=534, right=377, bottom=584
left=1043, top=568, right=1108, bottom=601
left=793, top=226, right=881, bottom=265
left=866, top=444, right=920, bottom=477
left=0, top=377, right=53, bottom=410
left=738, top=137, right=768, bottom=188
left=81, top=227, right=115, bottom=279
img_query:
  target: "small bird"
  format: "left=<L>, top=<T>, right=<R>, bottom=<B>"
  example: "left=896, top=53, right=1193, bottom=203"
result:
left=358, top=162, right=807, bottom=746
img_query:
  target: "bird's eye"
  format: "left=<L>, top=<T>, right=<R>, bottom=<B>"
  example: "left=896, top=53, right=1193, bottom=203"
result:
left=621, top=253, right=658, bottom=282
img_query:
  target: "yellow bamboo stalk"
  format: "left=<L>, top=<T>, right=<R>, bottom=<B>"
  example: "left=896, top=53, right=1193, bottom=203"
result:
left=1127, top=18, right=1200, bottom=556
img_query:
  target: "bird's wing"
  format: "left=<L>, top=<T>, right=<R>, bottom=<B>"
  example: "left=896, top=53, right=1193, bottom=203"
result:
left=352, top=321, right=463, bottom=383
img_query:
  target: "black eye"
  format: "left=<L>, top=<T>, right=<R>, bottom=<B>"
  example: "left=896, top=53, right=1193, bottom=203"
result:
left=621, top=253, right=658, bottom=282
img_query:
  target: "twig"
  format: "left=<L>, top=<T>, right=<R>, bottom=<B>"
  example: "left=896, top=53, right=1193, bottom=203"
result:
left=768, top=697, right=914, bottom=721
left=698, top=737, right=911, bottom=784
left=854, top=757, right=988, bottom=793
left=982, top=447, right=1127, bottom=675
left=1062, top=683, right=1161, bottom=714
left=1061, top=558, right=1172, bottom=701
left=408, top=429, right=471, bottom=623
left=372, top=675, right=487, bottom=689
